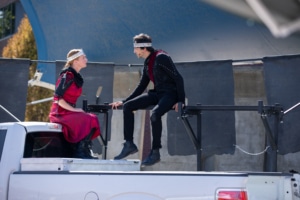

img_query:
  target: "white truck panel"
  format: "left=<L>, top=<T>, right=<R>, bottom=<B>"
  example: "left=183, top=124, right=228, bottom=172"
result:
left=20, top=158, right=141, bottom=171
left=0, top=123, right=27, bottom=200
left=8, top=171, right=248, bottom=200
left=246, top=174, right=297, bottom=200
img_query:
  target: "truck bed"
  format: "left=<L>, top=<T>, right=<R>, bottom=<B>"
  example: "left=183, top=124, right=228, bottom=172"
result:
left=20, top=158, right=141, bottom=171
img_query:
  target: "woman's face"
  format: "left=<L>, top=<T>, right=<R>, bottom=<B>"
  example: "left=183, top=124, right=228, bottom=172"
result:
left=76, top=55, right=88, bottom=68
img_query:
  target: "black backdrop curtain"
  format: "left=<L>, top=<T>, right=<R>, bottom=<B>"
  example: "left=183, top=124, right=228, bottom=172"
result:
left=167, top=60, right=236, bottom=156
left=0, top=59, right=30, bottom=122
left=263, top=54, right=300, bottom=154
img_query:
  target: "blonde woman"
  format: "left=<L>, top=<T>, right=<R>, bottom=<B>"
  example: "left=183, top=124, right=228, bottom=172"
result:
left=49, top=49, right=101, bottom=159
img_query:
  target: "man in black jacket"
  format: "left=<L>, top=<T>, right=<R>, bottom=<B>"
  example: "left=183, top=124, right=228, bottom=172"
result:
left=110, top=33, right=185, bottom=166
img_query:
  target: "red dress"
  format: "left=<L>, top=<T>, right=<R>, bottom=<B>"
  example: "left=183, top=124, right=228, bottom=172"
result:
left=49, top=68, right=101, bottom=143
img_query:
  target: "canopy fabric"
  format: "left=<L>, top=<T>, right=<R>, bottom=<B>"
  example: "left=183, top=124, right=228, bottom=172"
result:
left=20, top=0, right=300, bottom=84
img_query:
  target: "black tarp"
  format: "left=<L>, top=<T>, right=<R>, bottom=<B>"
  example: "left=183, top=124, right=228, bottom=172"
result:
left=263, top=54, right=300, bottom=154
left=55, top=61, right=114, bottom=153
left=0, top=59, right=30, bottom=122
left=167, top=60, right=236, bottom=156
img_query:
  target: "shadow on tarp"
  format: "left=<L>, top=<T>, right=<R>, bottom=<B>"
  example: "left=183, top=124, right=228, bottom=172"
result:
left=0, top=59, right=30, bottom=123
left=55, top=61, right=114, bottom=154
left=167, top=60, right=236, bottom=156
left=263, top=54, right=300, bottom=155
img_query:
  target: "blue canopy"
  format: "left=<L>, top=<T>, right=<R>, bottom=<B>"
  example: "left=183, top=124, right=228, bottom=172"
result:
left=21, top=0, right=300, bottom=84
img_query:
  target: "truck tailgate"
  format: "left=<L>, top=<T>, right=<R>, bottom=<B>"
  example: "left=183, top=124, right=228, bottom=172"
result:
left=8, top=171, right=248, bottom=200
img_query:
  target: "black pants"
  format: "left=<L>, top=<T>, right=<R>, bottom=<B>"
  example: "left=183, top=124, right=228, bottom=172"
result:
left=123, top=90, right=177, bottom=149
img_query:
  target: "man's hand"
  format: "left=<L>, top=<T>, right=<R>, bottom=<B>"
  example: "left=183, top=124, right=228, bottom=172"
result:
left=173, top=102, right=184, bottom=112
left=109, top=101, right=123, bottom=109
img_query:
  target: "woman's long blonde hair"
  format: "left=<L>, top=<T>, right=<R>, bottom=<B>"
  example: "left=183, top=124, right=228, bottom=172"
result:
left=63, top=49, right=81, bottom=69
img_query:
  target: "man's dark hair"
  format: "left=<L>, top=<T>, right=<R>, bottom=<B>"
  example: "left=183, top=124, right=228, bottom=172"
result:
left=133, top=33, right=154, bottom=52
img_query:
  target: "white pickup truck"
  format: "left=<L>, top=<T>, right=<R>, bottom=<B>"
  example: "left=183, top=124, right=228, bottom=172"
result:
left=1, top=121, right=300, bottom=200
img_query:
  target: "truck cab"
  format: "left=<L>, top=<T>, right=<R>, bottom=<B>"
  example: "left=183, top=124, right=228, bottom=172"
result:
left=0, top=122, right=65, bottom=199
left=0, top=122, right=141, bottom=200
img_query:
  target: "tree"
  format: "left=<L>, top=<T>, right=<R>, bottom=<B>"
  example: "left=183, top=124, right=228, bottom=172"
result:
left=2, top=15, right=52, bottom=122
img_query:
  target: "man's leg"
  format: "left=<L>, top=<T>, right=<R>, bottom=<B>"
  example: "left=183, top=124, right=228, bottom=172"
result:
left=151, top=93, right=177, bottom=149
left=114, top=92, right=157, bottom=160
left=142, top=93, right=177, bottom=166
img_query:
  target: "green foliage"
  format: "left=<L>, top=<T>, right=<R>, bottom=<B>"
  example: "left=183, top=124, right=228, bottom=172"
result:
left=0, top=4, right=15, bottom=38
left=2, top=15, right=52, bottom=122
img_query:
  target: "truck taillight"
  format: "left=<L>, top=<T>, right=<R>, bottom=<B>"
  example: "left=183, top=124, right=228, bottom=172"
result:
left=216, top=189, right=248, bottom=200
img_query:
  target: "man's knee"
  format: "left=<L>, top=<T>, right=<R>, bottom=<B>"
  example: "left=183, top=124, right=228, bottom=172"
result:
left=122, top=102, right=131, bottom=112
left=150, top=112, right=161, bottom=123
left=123, top=102, right=137, bottom=114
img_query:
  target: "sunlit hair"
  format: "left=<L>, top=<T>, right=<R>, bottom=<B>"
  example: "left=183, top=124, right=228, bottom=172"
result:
left=63, top=49, right=84, bottom=69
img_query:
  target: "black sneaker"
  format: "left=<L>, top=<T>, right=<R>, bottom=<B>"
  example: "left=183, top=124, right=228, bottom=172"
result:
left=141, top=149, right=160, bottom=166
left=114, top=141, right=138, bottom=160
left=73, top=141, right=98, bottom=159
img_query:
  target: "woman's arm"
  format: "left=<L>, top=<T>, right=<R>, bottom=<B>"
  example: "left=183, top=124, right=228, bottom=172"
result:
left=58, top=98, right=84, bottom=112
